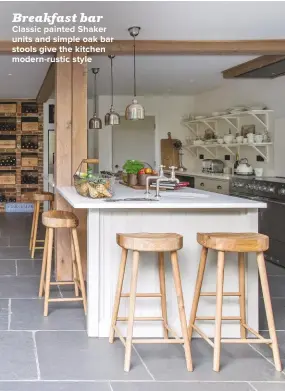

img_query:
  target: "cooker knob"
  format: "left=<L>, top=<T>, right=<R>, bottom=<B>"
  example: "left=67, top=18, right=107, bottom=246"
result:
left=268, top=186, right=275, bottom=193
left=279, top=188, right=285, bottom=195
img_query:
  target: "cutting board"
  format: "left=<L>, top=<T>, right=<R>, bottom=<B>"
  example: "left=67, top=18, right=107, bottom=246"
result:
left=160, top=138, right=179, bottom=169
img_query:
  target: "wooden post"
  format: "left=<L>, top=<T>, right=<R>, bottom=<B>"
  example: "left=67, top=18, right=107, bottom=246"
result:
left=55, top=54, right=73, bottom=280
left=54, top=53, right=88, bottom=280
left=71, top=59, right=88, bottom=276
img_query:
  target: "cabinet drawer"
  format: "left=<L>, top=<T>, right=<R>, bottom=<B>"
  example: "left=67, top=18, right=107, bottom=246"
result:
left=195, top=177, right=229, bottom=194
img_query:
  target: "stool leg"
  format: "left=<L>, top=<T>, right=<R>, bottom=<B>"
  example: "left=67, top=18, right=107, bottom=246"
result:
left=50, top=200, right=54, bottom=210
left=31, top=201, right=40, bottom=259
left=71, top=232, right=79, bottom=297
left=109, top=248, right=128, bottom=343
left=257, top=252, right=282, bottom=372
left=158, top=252, right=168, bottom=339
left=71, top=228, right=87, bottom=315
left=213, top=251, right=225, bottom=372
left=188, top=246, right=208, bottom=339
left=238, top=252, right=246, bottom=339
left=29, top=203, right=36, bottom=251
left=124, top=250, right=139, bottom=372
left=170, top=251, right=193, bottom=372
left=44, top=228, right=54, bottom=316
left=39, top=228, right=48, bottom=297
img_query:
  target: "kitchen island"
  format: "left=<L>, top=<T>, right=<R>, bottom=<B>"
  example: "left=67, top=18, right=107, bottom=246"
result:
left=57, top=184, right=266, bottom=338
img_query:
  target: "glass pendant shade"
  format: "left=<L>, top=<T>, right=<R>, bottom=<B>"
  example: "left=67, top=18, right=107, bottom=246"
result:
left=125, top=98, right=145, bottom=120
left=105, top=55, right=120, bottom=126
left=89, top=114, right=102, bottom=130
left=125, top=26, right=145, bottom=121
left=89, top=68, right=102, bottom=130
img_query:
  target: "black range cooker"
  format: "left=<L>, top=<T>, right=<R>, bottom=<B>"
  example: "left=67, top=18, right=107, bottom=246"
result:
left=230, top=176, right=285, bottom=268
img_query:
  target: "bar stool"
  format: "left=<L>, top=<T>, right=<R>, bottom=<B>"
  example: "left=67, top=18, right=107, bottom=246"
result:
left=39, top=210, right=87, bottom=317
left=109, top=232, right=192, bottom=372
left=188, top=232, right=282, bottom=372
left=29, top=192, right=54, bottom=259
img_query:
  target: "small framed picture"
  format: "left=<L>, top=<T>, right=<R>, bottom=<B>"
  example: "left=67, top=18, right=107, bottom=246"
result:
left=241, top=124, right=255, bottom=137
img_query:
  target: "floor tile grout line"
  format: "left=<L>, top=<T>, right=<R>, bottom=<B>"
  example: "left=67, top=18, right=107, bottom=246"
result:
left=7, top=298, right=11, bottom=330
left=132, top=345, right=156, bottom=381
left=58, top=285, right=63, bottom=298
left=248, top=382, right=259, bottom=391
left=0, top=380, right=283, bottom=384
left=249, top=343, right=281, bottom=372
left=32, top=331, right=41, bottom=380
left=15, top=260, right=18, bottom=276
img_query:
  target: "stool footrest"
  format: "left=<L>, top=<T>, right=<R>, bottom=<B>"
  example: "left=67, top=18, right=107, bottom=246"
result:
left=132, top=339, right=185, bottom=344
left=48, top=298, right=83, bottom=302
left=50, top=281, right=75, bottom=286
left=196, top=316, right=241, bottom=321
left=221, top=338, right=272, bottom=344
left=117, top=317, right=163, bottom=321
left=200, top=292, right=241, bottom=297
left=121, top=293, right=162, bottom=298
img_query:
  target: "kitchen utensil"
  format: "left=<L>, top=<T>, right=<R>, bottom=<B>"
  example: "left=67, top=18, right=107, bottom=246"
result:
left=236, top=158, right=254, bottom=175
left=254, top=168, right=264, bottom=177
left=236, top=136, right=244, bottom=144
left=254, top=134, right=263, bottom=143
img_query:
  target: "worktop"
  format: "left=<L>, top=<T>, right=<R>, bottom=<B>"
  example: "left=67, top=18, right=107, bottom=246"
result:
left=58, top=183, right=266, bottom=209
left=57, top=183, right=263, bottom=339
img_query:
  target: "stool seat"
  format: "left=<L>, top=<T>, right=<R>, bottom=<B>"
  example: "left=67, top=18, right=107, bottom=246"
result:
left=42, top=210, right=78, bottom=229
left=117, top=233, right=183, bottom=252
left=197, top=232, right=269, bottom=252
left=33, top=192, right=54, bottom=202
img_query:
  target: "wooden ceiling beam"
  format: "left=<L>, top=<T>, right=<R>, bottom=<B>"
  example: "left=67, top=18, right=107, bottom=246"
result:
left=223, top=55, right=285, bottom=78
left=36, top=63, right=55, bottom=103
left=2, top=39, right=285, bottom=55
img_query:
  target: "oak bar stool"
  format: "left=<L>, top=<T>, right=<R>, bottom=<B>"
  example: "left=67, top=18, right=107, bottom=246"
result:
left=39, top=210, right=87, bottom=316
left=109, top=232, right=192, bottom=372
left=29, top=192, right=54, bottom=259
left=188, top=232, right=282, bottom=372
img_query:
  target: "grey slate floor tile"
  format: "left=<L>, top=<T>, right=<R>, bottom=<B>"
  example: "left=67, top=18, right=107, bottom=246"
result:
left=36, top=332, right=152, bottom=381
left=0, top=331, right=37, bottom=380
left=259, top=298, right=285, bottom=330
left=0, top=237, right=9, bottom=247
left=11, top=299, right=86, bottom=331
left=266, top=262, right=285, bottom=276
left=0, top=260, right=16, bottom=276
left=0, top=277, right=40, bottom=298
left=9, top=236, right=30, bottom=247
left=135, top=341, right=285, bottom=381
left=251, top=331, right=285, bottom=359
left=0, top=299, right=9, bottom=330
left=111, top=382, right=253, bottom=391
left=0, top=247, right=40, bottom=260
left=0, top=382, right=110, bottom=391
left=16, top=259, right=42, bottom=276
left=252, top=383, right=285, bottom=391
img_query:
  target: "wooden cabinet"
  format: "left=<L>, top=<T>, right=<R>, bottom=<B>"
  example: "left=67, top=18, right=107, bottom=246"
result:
left=195, top=177, right=229, bottom=195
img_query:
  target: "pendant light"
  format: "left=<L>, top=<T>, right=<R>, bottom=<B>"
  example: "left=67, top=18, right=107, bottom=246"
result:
left=89, top=68, right=102, bottom=130
left=105, top=55, right=120, bottom=126
left=125, top=26, right=145, bottom=120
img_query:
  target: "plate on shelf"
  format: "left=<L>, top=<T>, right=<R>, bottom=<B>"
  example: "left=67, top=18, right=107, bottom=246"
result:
left=195, top=115, right=207, bottom=120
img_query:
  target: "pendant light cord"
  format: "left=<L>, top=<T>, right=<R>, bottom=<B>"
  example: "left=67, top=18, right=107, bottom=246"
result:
left=133, top=35, right=136, bottom=97
left=111, top=57, right=114, bottom=108
left=93, top=73, right=97, bottom=115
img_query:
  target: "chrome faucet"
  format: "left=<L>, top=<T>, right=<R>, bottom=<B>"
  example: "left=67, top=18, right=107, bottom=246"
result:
left=145, top=165, right=165, bottom=197
left=154, top=166, right=180, bottom=199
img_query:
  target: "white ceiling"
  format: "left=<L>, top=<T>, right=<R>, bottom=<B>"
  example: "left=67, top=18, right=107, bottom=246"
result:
left=0, top=1, right=285, bottom=98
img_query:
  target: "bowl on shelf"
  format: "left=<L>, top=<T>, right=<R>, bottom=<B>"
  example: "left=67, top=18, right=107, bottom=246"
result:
left=217, top=138, right=224, bottom=144
left=236, top=136, right=244, bottom=144
left=194, top=139, right=204, bottom=146
left=254, top=134, right=263, bottom=143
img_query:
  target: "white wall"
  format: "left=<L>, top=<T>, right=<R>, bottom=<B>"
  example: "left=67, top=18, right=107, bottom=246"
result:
left=193, top=77, right=285, bottom=176
left=96, top=95, right=194, bottom=171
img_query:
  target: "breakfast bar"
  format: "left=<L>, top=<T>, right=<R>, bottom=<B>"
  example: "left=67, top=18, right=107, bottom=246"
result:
left=57, top=184, right=266, bottom=338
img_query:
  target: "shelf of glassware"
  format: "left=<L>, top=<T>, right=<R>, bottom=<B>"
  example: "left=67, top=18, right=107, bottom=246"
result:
left=182, top=110, right=273, bottom=135
left=183, top=142, right=273, bottom=161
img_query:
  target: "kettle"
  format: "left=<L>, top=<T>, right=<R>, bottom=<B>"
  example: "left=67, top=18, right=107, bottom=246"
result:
left=236, top=158, right=254, bottom=175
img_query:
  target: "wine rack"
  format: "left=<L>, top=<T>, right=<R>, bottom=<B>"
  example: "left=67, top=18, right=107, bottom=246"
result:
left=0, top=100, right=43, bottom=212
